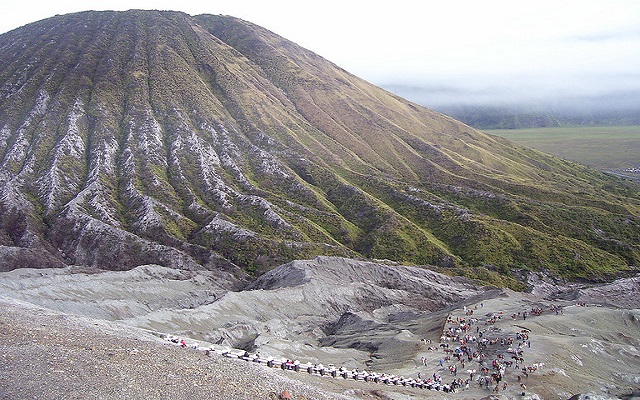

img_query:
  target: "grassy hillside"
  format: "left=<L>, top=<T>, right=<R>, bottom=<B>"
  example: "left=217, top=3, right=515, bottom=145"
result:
left=0, top=11, right=638, bottom=287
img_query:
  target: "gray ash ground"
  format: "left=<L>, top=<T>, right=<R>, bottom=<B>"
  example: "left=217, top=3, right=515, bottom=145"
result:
left=1, top=258, right=639, bottom=399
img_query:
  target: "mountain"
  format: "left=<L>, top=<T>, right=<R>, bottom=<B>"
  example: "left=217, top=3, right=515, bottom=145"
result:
left=433, top=101, right=640, bottom=130
left=382, top=84, right=640, bottom=129
left=0, top=10, right=638, bottom=286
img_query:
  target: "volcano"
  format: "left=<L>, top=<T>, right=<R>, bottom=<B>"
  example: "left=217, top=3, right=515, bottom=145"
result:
left=0, top=10, right=638, bottom=286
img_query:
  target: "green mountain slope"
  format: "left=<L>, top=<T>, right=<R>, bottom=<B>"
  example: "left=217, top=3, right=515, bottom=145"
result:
left=0, top=10, right=638, bottom=286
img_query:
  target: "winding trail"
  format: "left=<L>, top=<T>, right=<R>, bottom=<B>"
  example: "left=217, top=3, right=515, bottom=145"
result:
left=166, top=298, right=565, bottom=396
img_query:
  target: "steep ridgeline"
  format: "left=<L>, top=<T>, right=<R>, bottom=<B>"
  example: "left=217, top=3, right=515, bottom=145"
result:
left=0, top=10, right=638, bottom=285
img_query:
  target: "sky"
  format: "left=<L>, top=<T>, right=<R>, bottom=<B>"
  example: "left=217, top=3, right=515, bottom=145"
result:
left=1, top=0, right=639, bottom=106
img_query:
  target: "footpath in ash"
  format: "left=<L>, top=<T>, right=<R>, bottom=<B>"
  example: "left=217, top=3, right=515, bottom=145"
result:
left=169, top=291, right=576, bottom=399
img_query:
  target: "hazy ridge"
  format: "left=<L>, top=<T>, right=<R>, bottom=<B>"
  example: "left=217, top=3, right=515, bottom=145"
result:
left=382, top=84, right=640, bottom=129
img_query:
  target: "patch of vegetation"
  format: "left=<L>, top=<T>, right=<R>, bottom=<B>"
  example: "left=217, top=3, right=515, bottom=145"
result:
left=486, top=126, right=640, bottom=171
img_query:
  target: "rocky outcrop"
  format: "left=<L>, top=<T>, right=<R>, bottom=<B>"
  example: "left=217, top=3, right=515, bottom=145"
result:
left=527, top=271, right=640, bottom=309
left=573, top=276, right=640, bottom=308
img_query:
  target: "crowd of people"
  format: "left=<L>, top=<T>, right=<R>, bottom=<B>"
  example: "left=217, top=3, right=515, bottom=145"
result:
left=165, top=301, right=565, bottom=395
left=412, top=302, right=562, bottom=395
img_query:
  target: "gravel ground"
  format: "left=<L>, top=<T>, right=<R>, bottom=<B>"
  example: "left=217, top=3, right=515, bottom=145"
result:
left=2, top=267, right=638, bottom=400
left=0, top=297, right=360, bottom=400
left=0, top=296, right=521, bottom=400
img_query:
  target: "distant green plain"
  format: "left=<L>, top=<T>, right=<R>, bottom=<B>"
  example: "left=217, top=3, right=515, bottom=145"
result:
left=486, top=125, right=640, bottom=172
